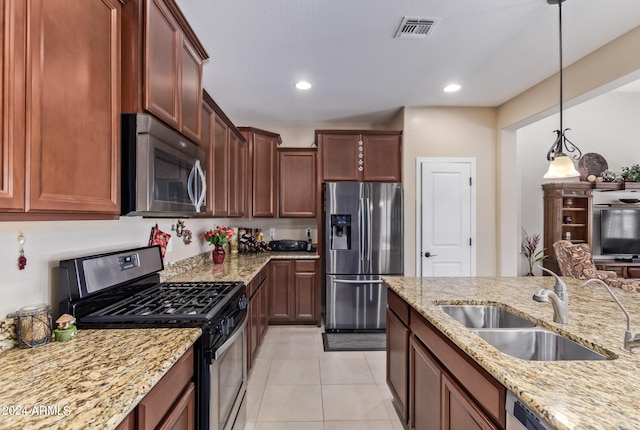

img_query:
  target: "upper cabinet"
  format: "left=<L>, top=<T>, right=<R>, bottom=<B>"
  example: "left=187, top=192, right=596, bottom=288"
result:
left=201, top=91, right=246, bottom=218
left=278, top=148, right=317, bottom=218
left=1, top=0, right=120, bottom=219
left=239, top=127, right=281, bottom=218
left=316, top=130, right=402, bottom=182
left=122, top=0, right=208, bottom=144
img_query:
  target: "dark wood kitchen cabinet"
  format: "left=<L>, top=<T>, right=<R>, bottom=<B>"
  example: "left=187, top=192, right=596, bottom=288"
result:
left=316, top=130, right=402, bottom=182
left=201, top=91, right=246, bottom=217
left=387, top=290, right=410, bottom=426
left=278, top=148, right=317, bottom=217
left=1, top=0, right=120, bottom=219
left=121, top=0, right=208, bottom=143
left=247, top=265, right=269, bottom=372
left=387, top=290, right=505, bottom=430
left=137, top=346, right=195, bottom=430
left=268, top=259, right=319, bottom=325
left=239, top=127, right=280, bottom=218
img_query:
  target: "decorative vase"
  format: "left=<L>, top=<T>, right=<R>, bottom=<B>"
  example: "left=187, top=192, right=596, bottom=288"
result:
left=212, top=244, right=225, bottom=264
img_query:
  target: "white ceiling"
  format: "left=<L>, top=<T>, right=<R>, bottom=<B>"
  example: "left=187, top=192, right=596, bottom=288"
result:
left=174, top=0, right=640, bottom=124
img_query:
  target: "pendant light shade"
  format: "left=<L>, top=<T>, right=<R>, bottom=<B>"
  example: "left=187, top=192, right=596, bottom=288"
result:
left=543, top=0, right=581, bottom=179
left=544, top=154, right=580, bottom=178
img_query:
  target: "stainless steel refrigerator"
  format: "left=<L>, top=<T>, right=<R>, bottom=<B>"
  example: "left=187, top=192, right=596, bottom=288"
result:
left=324, top=182, right=403, bottom=331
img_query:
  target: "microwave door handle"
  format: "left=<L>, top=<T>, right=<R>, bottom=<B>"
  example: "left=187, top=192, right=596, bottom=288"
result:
left=187, top=163, right=197, bottom=204
left=194, top=160, right=207, bottom=213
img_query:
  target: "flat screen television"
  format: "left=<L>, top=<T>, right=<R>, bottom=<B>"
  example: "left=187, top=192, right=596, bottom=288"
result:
left=600, top=208, right=640, bottom=256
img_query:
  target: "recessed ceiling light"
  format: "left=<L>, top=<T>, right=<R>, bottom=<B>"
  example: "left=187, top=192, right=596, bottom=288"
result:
left=443, top=84, right=461, bottom=93
left=295, top=81, right=312, bottom=90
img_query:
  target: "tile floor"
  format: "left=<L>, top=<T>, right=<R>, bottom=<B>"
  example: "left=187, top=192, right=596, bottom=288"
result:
left=244, top=325, right=404, bottom=430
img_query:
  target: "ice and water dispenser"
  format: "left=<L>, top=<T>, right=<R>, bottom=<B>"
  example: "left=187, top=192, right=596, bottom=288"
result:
left=330, top=215, right=351, bottom=250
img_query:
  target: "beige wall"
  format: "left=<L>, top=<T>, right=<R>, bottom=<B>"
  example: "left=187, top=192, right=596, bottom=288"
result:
left=496, top=24, right=640, bottom=275
left=400, top=107, right=498, bottom=276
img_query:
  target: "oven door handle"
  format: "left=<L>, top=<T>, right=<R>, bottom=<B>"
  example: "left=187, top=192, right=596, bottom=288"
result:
left=214, top=312, right=248, bottom=360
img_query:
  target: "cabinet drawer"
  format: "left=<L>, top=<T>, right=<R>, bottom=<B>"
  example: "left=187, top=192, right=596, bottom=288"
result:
left=627, top=267, right=640, bottom=278
left=295, top=259, right=316, bottom=272
left=138, top=347, right=194, bottom=430
left=388, top=289, right=410, bottom=326
left=410, top=309, right=505, bottom=427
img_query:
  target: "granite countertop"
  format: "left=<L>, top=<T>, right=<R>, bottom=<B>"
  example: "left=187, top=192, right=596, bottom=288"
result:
left=0, top=327, right=201, bottom=430
left=165, top=251, right=319, bottom=284
left=383, top=276, right=640, bottom=430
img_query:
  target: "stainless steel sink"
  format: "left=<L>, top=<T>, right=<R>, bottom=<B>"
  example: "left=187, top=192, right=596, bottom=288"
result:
left=470, top=328, right=610, bottom=361
left=437, top=305, right=536, bottom=329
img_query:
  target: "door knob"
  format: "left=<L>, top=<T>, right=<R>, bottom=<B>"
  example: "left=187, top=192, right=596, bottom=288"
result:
left=424, top=252, right=438, bottom=258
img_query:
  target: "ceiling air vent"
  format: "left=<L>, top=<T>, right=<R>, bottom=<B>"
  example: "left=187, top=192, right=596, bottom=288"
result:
left=394, top=16, right=439, bottom=39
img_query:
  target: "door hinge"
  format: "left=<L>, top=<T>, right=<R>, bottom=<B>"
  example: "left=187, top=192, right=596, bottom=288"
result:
left=469, top=238, right=472, bottom=246
left=469, top=177, right=472, bottom=186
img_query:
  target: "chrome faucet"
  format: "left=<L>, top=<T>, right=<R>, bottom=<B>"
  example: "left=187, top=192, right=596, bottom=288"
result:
left=581, top=278, right=640, bottom=353
left=533, top=266, right=569, bottom=324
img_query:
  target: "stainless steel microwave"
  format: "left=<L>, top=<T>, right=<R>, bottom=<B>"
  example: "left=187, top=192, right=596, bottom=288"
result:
left=121, top=113, right=206, bottom=216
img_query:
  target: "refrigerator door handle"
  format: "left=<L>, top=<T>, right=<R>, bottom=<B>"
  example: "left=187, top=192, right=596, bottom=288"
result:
left=359, top=197, right=366, bottom=263
left=333, top=279, right=384, bottom=284
left=366, top=197, right=372, bottom=265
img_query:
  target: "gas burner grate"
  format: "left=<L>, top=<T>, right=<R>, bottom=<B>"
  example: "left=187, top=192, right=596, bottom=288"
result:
left=85, top=281, right=242, bottom=320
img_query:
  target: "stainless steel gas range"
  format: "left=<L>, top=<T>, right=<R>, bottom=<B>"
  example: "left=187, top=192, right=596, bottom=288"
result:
left=58, top=245, right=247, bottom=430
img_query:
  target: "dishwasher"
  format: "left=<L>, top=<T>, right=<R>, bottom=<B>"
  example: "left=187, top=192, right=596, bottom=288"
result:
left=506, top=391, right=554, bottom=430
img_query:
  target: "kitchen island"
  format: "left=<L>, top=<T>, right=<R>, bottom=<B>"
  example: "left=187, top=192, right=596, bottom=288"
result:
left=383, top=276, right=640, bottom=430
left=0, top=327, right=201, bottom=430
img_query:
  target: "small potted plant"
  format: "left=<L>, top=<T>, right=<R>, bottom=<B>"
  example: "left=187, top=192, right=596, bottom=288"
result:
left=202, top=226, right=234, bottom=264
left=621, top=164, right=640, bottom=189
left=521, top=228, right=546, bottom=276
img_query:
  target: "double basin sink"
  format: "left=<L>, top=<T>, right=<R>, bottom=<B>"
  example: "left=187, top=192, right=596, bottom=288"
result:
left=437, top=305, right=610, bottom=361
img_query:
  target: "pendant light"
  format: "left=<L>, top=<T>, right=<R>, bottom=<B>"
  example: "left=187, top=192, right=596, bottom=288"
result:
left=543, top=0, right=581, bottom=179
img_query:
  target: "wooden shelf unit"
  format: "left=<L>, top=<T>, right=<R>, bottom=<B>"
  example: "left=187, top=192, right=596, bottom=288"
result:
left=542, top=182, right=593, bottom=275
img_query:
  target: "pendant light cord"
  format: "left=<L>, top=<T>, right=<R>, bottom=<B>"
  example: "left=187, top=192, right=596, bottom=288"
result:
left=558, top=0, right=563, bottom=132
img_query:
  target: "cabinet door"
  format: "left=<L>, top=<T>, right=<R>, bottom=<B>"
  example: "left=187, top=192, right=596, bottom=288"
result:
left=200, top=95, right=213, bottom=215
left=179, top=36, right=202, bottom=143
left=0, top=0, right=25, bottom=211
left=27, top=0, right=119, bottom=214
left=228, top=132, right=245, bottom=217
left=363, top=134, right=402, bottom=182
left=251, top=133, right=278, bottom=217
left=293, top=269, right=316, bottom=322
left=410, top=337, right=441, bottom=430
left=268, top=260, right=293, bottom=321
left=158, top=382, right=196, bottom=430
left=387, top=309, right=409, bottom=426
left=259, top=274, right=269, bottom=336
left=248, top=284, right=260, bottom=371
left=279, top=149, right=317, bottom=217
left=145, top=0, right=180, bottom=129
left=442, top=373, right=497, bottom=430
left=212, top=113, right=230, bottom=216
left=318, top=134, right=361, bottom=181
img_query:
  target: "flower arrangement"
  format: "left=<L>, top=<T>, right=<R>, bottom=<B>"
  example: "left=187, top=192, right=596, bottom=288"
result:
left=521, top=228, right=546, bottom=276
left=202, top=226, right=234, bottom=246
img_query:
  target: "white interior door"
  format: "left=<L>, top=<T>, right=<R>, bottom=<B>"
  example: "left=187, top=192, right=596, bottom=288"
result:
left=417, top=158, right=476, bottom=276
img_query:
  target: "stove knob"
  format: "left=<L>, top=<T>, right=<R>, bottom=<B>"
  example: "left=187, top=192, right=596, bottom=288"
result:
left=238, top=297, right=249, bottom=310
left=220, top=317, right=230, bottom=336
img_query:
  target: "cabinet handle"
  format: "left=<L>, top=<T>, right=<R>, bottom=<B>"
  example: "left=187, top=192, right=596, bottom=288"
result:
left=358, top=167, right=363, bottom=171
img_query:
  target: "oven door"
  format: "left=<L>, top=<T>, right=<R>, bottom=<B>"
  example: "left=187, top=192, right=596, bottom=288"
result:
left=210, top=313, right=248, bottom=430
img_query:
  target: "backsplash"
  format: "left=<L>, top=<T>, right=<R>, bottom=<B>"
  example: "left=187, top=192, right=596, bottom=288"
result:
left=160, top=251, right=212, bottom=281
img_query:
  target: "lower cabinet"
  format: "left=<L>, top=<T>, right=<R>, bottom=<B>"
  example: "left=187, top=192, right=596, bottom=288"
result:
left=386, top=290, right=505, bottom=430
left=116, top=346, right=195, bottom=430
left=268, top=259, right=319, bottom=324
left=247, top=265, right=269, bottom=372
left=386, top=300, right=409, bottom=425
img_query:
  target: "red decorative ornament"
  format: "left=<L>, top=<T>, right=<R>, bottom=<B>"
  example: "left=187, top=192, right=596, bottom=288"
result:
left=18, top=254, right=27, bottom=270
left=17, top=232, right=27, bottom=270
